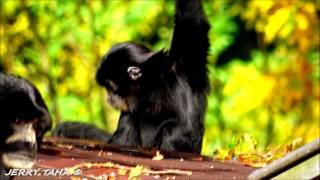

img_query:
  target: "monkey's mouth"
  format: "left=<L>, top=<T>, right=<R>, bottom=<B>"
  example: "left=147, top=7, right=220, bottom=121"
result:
left=2, top=150, right=37, bottom=169
left=107, top=92, right=129, bottom=112
left=2, top=122, right=38, bottom=168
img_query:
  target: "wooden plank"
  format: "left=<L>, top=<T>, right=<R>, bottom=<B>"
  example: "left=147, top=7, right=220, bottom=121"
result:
left=248, top=139, right=320, bottom=179
left=13, top=137, right=256, bottom=179
left=273, top=154, right=320, bottom=180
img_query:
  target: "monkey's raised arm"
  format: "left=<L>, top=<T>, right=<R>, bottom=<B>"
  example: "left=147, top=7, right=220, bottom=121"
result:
left=169, top=0, right=210, bottom=91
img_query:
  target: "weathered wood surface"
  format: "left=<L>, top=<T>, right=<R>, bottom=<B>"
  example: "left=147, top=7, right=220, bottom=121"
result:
left=14, top=137, right=256, bottom=180
left=249, top=138, right=320, bottom=180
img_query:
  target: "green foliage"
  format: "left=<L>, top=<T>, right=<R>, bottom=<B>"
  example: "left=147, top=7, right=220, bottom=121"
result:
left=0, top=0, right=319, bottom=156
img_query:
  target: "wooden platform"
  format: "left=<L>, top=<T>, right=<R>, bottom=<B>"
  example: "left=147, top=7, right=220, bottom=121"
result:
left=14, top=137, right=256, bottom=180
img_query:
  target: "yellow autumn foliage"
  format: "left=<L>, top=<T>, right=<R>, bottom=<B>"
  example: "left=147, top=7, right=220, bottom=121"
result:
left=222, top=65, right=275, bottom=117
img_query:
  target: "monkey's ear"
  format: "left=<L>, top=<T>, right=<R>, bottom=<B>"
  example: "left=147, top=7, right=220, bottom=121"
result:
left=127, top=66, right=142, bottom=80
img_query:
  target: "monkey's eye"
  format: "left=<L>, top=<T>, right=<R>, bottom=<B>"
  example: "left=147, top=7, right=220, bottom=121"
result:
left=127, top=66, right=142, bottom=80
left=15, top=119, right=25, bottom=125
left=105, top=80, right=118, bottom=92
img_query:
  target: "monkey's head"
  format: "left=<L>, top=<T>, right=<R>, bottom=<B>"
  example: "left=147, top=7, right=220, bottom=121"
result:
left=96, top=42, right=173, bottom=112
left=0, top=74, right=51, bottom=169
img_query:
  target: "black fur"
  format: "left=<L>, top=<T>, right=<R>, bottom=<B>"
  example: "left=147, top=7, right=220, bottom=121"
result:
left=98, top=0, right=210, bottom=154
left=52, top=122, right=111, bottom=142
left=53, top=0, right=210, bottom=154
left=0, top=73, right=52, bottom=172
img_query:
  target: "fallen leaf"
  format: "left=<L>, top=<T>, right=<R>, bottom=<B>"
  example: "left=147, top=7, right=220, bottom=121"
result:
left=129, top=165, right=144, bottom=180
left=118, top=168, right=127, bottom=176
left=152, top=151, right=164, bottom=161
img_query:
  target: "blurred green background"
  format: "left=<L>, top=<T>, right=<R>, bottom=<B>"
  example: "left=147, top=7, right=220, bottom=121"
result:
left=0, top=0, right=319, bottom=155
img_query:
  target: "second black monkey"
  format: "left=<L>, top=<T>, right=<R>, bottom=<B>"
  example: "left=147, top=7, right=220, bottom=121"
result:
left=53, top=0, right=210, bottom=154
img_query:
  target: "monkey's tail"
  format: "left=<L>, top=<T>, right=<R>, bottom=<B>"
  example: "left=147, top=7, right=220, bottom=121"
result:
left=51, top=121, right=111, bottom=142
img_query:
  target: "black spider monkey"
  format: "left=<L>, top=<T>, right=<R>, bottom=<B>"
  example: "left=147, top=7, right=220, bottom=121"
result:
left=0, top=73, right=52, bottom=177
left=53, top=0, right=210, bottom=154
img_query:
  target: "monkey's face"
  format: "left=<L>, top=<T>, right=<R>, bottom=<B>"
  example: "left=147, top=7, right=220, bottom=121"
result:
left=0, top=74, right=52, bottom=170
left=96, top=43, right=173, bottom=112
left=97, top=66, right=142, bottom=112
left=96, top=43, right=148, bottom=112
left=0, top=102, right=42, bottom=168
left=1, top=119, right=38, bottom=169
left=96, top=59, right=142, bottom=111
left=0, top=90, right=46, bottom=169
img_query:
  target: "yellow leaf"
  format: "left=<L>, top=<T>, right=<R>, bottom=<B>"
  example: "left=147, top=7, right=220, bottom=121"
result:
left=213, top=148, right=233, bottom=160
left=222, top=65, right=275, bottom=117
left=0, top=41, right=7, bottom=56
left=10, top=12, right=29, bottom=34
left=238, top=154, right=268, bottom=168
left=265, top=7, right=291, bottom=43
left=303, top=3, right=316, bottom=14
left=152, top=151, right=164, bottom=161
left=252, top=0, right=273, bottom=14
left=129, top=165, right=144, bottom=180
left=234, top=134, right=257, bottom=155
left=296, top=13, right=308, bottom=30
left=278, top=22, right=293, bottom=39
left=118, top=168, right=127, bottom=176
